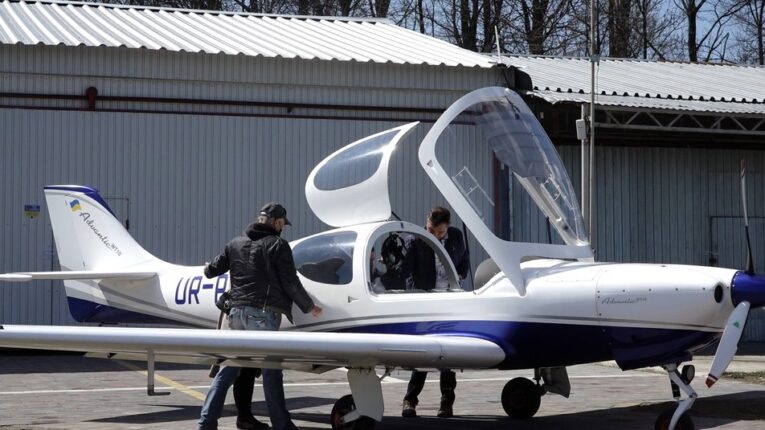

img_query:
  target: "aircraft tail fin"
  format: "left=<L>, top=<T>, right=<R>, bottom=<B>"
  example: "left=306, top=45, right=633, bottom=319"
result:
left=43, top=185, right=162, bottom=271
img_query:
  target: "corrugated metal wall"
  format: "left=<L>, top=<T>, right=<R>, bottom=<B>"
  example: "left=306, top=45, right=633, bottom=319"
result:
left=0, top=45, right=500, bottom=325
left=589, top=146, right=765, bottom=268
left=514, top=145, right=765, bottom=267
left=0, top=110, right=484, bottom=324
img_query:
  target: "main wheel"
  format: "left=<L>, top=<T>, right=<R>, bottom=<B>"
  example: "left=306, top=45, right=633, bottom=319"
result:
left=501, top=377, right=542, bottom=419
left=654, top=409, right=695, bottom=430
left=330, top=394, right=376, bottom=430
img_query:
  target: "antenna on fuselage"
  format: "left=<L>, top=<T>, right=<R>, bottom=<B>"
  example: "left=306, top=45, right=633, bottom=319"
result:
left=741, top=159, right=755, bottom=274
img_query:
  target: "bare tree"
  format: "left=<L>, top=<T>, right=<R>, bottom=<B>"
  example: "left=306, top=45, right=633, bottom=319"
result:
left=634, top=0, right=684, bottom=59
left=480, top=0, right=503, bottom=51
left=122, top=0, right=225, bottom=9
left=675, top=0, right=744, bottom=62
left=368, top=0, right=392, bottom=15
left=388, top=0, right=435, bottom=33
left=558, top=0, right=607, bottom=56
left=418, top=0, right=427, bottom=32
left=607, top=0, right=632, bottom=56
left=231, top=0, right=294, bottom=13
left=732, top=0, right=765, bottom=64
left=499, top=0, right=574, bottom=54
left=459, top=0, right=481, bottom=50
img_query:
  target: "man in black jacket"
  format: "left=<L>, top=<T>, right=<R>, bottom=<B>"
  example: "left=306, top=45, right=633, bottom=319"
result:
left=401, top=206, right=469, bottom=419
left=199, top=203, right=322, bottom=430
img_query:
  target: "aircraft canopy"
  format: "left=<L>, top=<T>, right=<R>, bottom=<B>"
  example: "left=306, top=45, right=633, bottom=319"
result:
left=305, top=123, right=417, bottom=228
left=419, top=87, right=592, bottom=290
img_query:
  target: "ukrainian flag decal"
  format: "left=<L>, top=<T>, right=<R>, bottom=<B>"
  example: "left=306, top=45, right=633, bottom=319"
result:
left=69, top=199, right=81, bottom=212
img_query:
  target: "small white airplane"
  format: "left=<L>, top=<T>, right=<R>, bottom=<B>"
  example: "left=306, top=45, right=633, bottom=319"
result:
left=1, top=87, right=762, bottom=430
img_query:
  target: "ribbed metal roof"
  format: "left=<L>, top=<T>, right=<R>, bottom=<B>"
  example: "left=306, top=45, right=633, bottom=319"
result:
left=530, top=90, right=765, bottom=116
left=0, top=0, right=494, bottom=67
left=494, top=55, right=765, bottom=115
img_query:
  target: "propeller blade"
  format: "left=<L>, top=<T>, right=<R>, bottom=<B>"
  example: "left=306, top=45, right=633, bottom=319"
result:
left=706, top=301, right=751, bottom=387
left=741, top=160, right=749, bottom=228
left=740, top=159, right=754, bottom=274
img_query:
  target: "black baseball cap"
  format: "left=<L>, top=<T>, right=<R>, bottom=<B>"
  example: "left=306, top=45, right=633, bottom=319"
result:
left=260, top=202, right=292, bottom=226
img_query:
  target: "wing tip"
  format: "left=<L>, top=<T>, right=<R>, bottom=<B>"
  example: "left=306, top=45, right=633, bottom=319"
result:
left=0, top=274, right=33, bottom=282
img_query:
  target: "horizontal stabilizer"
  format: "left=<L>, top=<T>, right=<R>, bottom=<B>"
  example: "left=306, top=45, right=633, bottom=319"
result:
left=0, top=271, right=157, bottom=282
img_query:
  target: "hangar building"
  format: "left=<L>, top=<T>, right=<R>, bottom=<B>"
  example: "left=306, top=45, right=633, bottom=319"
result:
left=3, top=0, right=765, bottom=343
left=0, top=0, right=500, bottom=324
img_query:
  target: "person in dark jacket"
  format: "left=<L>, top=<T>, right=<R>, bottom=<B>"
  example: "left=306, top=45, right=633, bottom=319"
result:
left=401, top=206, right=469, bottom=419
left=199, top=203, right=322, bottom=430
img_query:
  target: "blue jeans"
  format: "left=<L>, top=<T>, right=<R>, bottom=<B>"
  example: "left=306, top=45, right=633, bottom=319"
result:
left=199, top=306, right=284, bottom=430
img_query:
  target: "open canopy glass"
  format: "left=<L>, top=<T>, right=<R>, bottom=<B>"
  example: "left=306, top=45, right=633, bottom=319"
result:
left=419, top=87, right=592, bottom=291
left=430, top=89, right=588, bottom=245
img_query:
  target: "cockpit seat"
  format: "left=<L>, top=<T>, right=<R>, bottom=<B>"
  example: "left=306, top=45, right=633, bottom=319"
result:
left=298, top=257, right=345, bottom=285
left=474, top=258, right=501, bottom=289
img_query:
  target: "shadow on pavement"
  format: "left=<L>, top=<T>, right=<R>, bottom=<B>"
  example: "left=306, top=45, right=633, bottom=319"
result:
left=86, top=392, right=765, bottom=429
left=89, top=397, right=338, bottom=425
left=0, top=354, right=207, bottom=374
left=636, top=390, right=765, bottom=421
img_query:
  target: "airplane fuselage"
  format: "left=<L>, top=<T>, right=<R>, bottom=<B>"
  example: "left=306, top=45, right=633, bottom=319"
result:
left=65, top=238, right=737, bottom=372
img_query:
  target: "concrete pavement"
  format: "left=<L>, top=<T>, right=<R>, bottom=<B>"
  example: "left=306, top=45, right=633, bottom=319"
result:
left=1, top=352, right=764, bottom=429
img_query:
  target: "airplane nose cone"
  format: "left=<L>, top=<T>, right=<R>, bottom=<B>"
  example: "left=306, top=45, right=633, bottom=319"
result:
left=731, top=271, right=765, bottom=309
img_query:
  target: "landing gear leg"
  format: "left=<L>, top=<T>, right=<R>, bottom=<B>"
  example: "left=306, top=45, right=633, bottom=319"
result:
left=655, top=364, right=696, bottom=430
left=146, top=350, right=170, bottom=396
left=330, top=368, right=382, bottom=430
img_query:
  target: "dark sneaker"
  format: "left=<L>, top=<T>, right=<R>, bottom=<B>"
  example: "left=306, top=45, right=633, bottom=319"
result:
left=236, top=415, right=269, bottom=430
left=437, top=405, right=453, bottom=418
left=402, top=400, right=417, bottom=418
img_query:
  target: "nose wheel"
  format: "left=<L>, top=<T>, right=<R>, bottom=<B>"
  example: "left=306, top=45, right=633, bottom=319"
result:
left=501, top=377, right=542, bottom=419
left=655, top=364, right=697, bottom=430
left=331, top=394, right=376, bottom=430
left=655, top=409, right=695, bottom=430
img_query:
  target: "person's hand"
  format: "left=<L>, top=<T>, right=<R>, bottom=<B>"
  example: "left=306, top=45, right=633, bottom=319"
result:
left=310, top=305, right=323, bottom=317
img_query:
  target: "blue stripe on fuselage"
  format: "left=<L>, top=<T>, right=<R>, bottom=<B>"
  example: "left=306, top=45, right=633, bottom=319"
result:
left=339, top=320, right=719, bottom=370
left=67, top=297, right=180, bottom=326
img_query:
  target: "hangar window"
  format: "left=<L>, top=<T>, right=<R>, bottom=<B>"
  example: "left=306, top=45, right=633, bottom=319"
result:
left=293, top=232, right=356, bottom=285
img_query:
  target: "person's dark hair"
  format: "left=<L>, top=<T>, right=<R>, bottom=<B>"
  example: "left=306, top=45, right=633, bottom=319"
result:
left=428, top=206, right=451, bottom=227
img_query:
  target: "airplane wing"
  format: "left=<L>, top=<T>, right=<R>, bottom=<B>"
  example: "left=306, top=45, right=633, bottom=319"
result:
left=0, top=271, right=157, bottom=282
left=0, top=325, right=505, bottom=371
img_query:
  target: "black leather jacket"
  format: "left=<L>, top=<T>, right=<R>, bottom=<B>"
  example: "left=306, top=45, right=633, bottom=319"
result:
left=405, top=226, right=470, bottom=290
left=205, top=223, right=314, bottom=321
